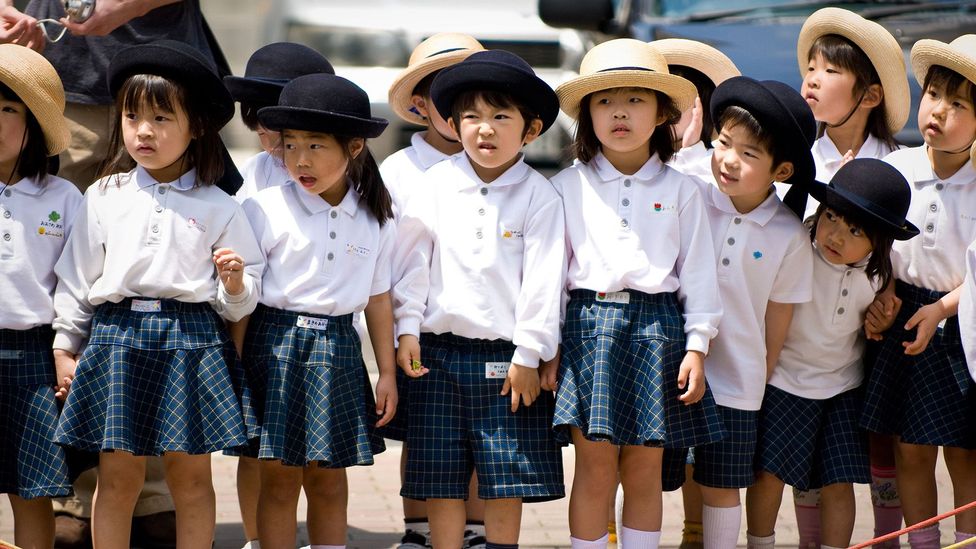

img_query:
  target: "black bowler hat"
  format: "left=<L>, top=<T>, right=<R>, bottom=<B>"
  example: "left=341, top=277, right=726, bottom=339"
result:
left=224, top=42, right=335, bottom=106
left=809, top=158, right=919, bottom=240
left=258, top=73, right=388, bottom=138
left=430, top=49, right=559, bottom=134
left=107, top=39, right=235, bottom=128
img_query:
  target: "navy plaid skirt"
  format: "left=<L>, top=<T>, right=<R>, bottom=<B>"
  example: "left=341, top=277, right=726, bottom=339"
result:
left=0, top=326, right=72, bottom=498
left=243, top=305, right=384, bottom=467
left=757, top=386, right=869, bottom=490
left=860, top=282, right=976, bottom=448
left=55, top=299, right=257, bottom=455
left=402, top=333, right=564, bottom=502
left=554, top=290, right=724, bottom=448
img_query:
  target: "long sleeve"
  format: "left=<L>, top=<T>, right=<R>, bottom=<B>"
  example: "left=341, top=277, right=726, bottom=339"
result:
left=674, top=185, right=722, bottom=354
left=52, top=191, right=105, bottom=353
left=211, top=204, right=264, bottom=321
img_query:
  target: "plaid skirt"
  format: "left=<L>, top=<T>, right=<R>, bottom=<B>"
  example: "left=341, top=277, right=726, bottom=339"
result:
left=55, top=299, right=257, bottom=455
left=860, top=281, right=976, bottom=448
left=0, top=326, right=72, bottom=498
left=554, top=290, right=724, bottom=448
left=243, top=305, right=384, bottom=467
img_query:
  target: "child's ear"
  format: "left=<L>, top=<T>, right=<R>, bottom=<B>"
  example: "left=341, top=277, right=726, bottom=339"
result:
left=772, top=161, right=795, bottom=182
left=348, top=137, right=366, bottom=159
left=861, top=83, right=883, bottom=110
left=410, top=95, right=430, bottom=119
left=522, top=118, right=544, bottom=145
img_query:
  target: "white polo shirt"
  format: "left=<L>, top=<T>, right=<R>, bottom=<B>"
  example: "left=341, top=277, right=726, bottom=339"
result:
left=959, top=242, right=976, bottom=382
left=696, top=180, right=814, bottom=410
left=243, top=181, right=394, bottom=315
left=53, top=167, right=264, bottom=353
left=235, top=151, right=289, bottom=203
left=670, top=141, right=714, bottom=182
left=552, top=152, right=721, bottom=354
left=0, top=175, right=83, bottom=330
left=769, top=244, right=879, bottom=399
left=393, top=153, right=565, bottom=367
left=380, top=131, right=455, bottom=217
left=887, top=146, right=976, bottom=292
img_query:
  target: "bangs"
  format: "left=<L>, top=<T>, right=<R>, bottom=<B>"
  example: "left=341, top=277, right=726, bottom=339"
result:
left=923, top=65, right=976, bottom=105
left=118, top=74, right=185, bottom=115
left=0, top=81, right=24, bottom=104
left=808, top=35, right=878, bottom=85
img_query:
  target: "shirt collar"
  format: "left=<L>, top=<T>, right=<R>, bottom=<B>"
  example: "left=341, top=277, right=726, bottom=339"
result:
left=708, top=183, right=781, bottom=226
left=290, top=178, right=361, bottom=218
left=4, top=176, right=41, bottom=195
left=135, top=166, right=198, bottom=191
left=910, top=145, right=976, bottom=189
left=813, top=134, right=885, bottom=170
left=593, top=151, right=665, bottom=182
left=411, top=132, right=454, bottom=170
left=455, top=152, right=530, bottom=190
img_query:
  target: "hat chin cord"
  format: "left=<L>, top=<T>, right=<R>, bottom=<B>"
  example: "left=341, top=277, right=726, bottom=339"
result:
left=826, top=87, right=869, bottom=131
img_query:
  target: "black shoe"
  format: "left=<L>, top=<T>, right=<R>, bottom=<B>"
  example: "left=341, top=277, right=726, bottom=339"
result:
left=130, top=510, right=177, bottom=549
left=54, top=513, right=92, bottom=549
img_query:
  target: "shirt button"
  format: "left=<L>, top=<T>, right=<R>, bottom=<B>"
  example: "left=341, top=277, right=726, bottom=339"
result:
left=327, top=252, right=335, bottom=260
left=930, top=203, right=938, bottom=212
left=151, top=225, right=159, bottom=233
left=721, top=257, right=730, bottom=266
left=2, top=232, right=9, bottom=241
left=154, top=205, right=163, bottom=213
left=845, top=271, right=851, bottom=276
left=478, top=208, right=485, bottom=216
left=620, top=219, right=629, bottom=228
left=480, top=187, right=488, bottom=196
left=329, top=231, right=336, bottom=239
left=2, top=211, right=10, bottom=219
left=624, top=179, right=632, bottom=187
left=842, top=289, right=849, bottom=296
left=622, top=198, right=630, bottom=207
left=733, top=217, right=742, bottom=225
left=476, top=231, right=483, bottom=239
left=936, top=183, right=944, bottom=191
left=330, top=211, right=338, bottom=219
left=837, top=307, right=845, bottom=315
left=727, top=237, right=735, bottom=245
left=3, top=189, right=10, bottom=197
left=158, top=187, right=166, bottom=194
left=926, top=223, right=934, bottom=233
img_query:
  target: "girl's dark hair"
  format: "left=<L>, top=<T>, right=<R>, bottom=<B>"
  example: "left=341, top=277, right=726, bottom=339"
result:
left=716, top=105, right=789, bottom=168
left=571, top=88, right=681, bottom=164
left=0, top=82, right=49, bottom=183
left=669, top=65, right=717, bottom=148
left=240, top=101, right=272, bottom=131
left=808, top=35, right=899, bottom=152
left=333, top=134, right=393, bottom=226
left=99, top=74, right=225, bottom=185
left=923, top=64, right=976, bottom=107
left=450, top=89, right=539, bottom=140
left=809, top=201, right=894, bottom=292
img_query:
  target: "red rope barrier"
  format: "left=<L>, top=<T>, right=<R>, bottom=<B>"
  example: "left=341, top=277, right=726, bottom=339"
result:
left=849, top=500, right=976, bottom=549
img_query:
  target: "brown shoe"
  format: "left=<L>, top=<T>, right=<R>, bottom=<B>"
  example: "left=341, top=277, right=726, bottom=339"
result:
left=130, top=510, right=177, bottom=549
left=54, top=513, right=92, bottom=549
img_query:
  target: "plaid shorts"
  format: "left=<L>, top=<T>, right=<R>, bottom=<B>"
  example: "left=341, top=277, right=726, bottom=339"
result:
left=55, top=298, right=256, bottom=455
left=756, top=386, right=870, bottom=490
left=242, top=305, right=384, bottom=467
left=555, top=289, right=724, bottom=448
left=861, top=281, right=976, bottom=448
left=0, top=326, right=72, bottom=498
left=402, top=333, right=564, bottom=502
left=663, top=405, right=759, bottom=490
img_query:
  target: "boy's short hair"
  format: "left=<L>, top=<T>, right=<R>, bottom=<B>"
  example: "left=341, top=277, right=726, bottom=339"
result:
left=571, top=89, right=681, bottom=164
left=240, top=101, right=272, bottom=131
left=716, top=105, right=789, bottom=169
left=0, top=81, right=49, bottom=181
left=449, top=89, right=539, bottom=139
left=923, top=64, right=976, bottom=106
left=412, top=72, right=437, bottom=102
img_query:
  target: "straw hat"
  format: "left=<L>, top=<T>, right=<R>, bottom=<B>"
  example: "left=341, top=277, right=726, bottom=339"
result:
left=796, top=7, right=910, bottom=134
left=556, top=38, right=697, bottom=119
left=650, top=38, right=740, bottom=86
left=911, top=35, right=976, bottom=167
left=0, top=44, right=70, bottom=157
left=388, top=33, right=485, bottom=126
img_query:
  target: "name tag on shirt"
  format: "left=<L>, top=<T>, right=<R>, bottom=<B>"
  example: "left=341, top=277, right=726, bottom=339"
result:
left=486, top=361, right=510, bottom=379
left=131, top=299, right=161, bottom=313
left=595, top=291, right=630, bottom=304
left=346, top=244, right=371, bottom=257
left=0, top=350, right=24, bottom=360
left=296, top=315, right=329, bottom=331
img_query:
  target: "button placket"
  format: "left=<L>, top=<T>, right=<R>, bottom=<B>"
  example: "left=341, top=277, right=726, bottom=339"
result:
left=719, top=216, right=743, bottom=272
left=0, top=199, right=11, bottom=259
left=618, top=178, right=633, bottom=230
left=473, top=190, right=488, bottom=249
left=922, top=185, right=942, bottom=247
left=323, top=209, right=339, bottom=276
left=833, top=269, right=854, bottom=323
left=147, top=185, right=169, bottom=246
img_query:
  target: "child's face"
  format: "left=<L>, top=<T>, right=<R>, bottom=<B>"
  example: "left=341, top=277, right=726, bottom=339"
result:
left=282, top=129, right=359, bottom=205
left=711, top=123, right=790, bottom=210
left=801, top=52, right=860, bottom=125
left=255, top=123, right=281, bottom=156
left=589, top=87, right=663, bottom=158
left=918, top=80, right=976, bottom=154
left=122, top=98, right=193, bottom=183
left=449, top=96, right=541, bottom=182
left=815, top=208, right=873, bottom=265
left=0, top=97, right=27, bottom=181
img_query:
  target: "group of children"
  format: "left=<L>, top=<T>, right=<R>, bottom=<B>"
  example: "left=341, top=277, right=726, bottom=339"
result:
left=1, top=6, right=976, bottom=549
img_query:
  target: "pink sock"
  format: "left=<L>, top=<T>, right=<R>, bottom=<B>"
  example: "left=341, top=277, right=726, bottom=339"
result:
left=703, top=504, right=741, bottom=549
left=793, top=487, right=821, bottom=549
left=870, top=466, right=902, bottom=549
left=907, top=524, right=940, bottom=549
left=956, top=531, right=976, bottom=544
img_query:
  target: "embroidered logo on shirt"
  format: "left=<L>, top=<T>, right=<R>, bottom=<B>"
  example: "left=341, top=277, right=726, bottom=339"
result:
left=502, top=229, right=524, bottom=239
left=651, top=203, right=676, bottom=212
left=296, top=315, right=329, bottom=331
left=485, top=361, right=510, bottom=379
left=346, top=244, right=371, bottom=257
left=38, top=211, right=65, bottom=238
left=187, top=218, right=207, bottom=232
left=753, top=251, right=763, bottom=260
left=48, top=211, right=61, bottom=223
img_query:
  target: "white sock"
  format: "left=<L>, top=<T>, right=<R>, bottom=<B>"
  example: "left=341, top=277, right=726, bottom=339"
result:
left=619, top=525, right=661, bottom=549
left=746, top=532, right=774, bottom=549
left=703, top=504, right=742, bottom=549
left=241, top=542, right=261, bottom=549
left=309, top=545, right=345, bottom=549
left=570, top=532, right=610, bottom=549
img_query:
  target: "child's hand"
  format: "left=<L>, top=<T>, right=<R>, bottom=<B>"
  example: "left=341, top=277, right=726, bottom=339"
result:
left=501, top=363, right=540, bottom=412
left=839, top=149, right=856, bottom=168
left=539, top=349, right=560, bottom=392
left=213, top=247, right=246, bottom=296
left=681, top=96, right=704, bottom=149
left=902, top=301, right=947, bottom=355
left=396, top=335, right=428, bottom=377
left=53, top=349, right=78, bottom=401
left=865, top=293, right=902, bottom=341
left=374, top=372, right=398, bottom=427
left=677, top=350, right=706, bottom=405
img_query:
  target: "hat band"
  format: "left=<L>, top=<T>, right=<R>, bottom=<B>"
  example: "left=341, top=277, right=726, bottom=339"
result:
left=597, top=66, right=655, bottom=73
left=245, top=76, right=291, bottom=85
left=425, top=47, right=468, bottom=59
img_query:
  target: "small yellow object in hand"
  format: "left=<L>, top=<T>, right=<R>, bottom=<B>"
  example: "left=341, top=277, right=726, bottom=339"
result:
left=411, top=359, right=422, bottom=372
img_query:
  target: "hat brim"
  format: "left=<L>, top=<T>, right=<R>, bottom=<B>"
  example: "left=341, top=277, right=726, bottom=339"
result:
left=808, top=182, right=920, bottom=240
left=911, top=39, right=976, bottom=168
left=431, top=60, right=559, bottom=134
left=389, top=50, right=478, bottom=126
left=556, top=70, right=697, bottom=119
left=797, top=8, right=910, bottom=134
left=651, top=39, right=741, bottom=87
left=223, top=76, right=283, bottom=106
left=0, top=45, right=70, bottom=156
left=258, top=106, right=388, bottom=139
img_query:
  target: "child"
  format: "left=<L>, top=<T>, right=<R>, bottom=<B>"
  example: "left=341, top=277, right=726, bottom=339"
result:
left=746, top=158, right=918, bottom=549
left=550, top=38, right=725, bottom=549
left=225, top=41, right=335, bottom=203
left=51, top=40, right=263, bottom=548
left=393, top=49, right=566, bottom=549
left=663, top=76, right=817, bottom=549
left=0, top=43, right=80, bottom=549
left=860, top=34, right=976, bottom=549
left=381, top=32, right=487, bottom=549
